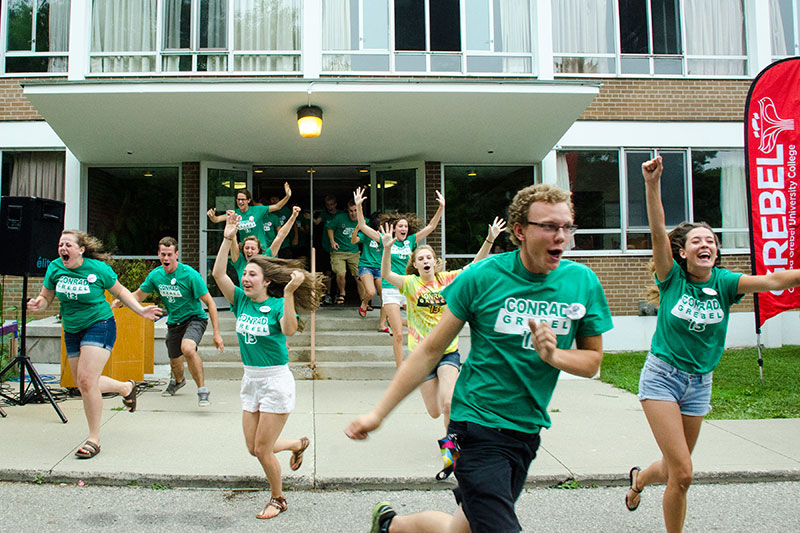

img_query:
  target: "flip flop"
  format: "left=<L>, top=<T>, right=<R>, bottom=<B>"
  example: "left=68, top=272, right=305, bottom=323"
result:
left=123, top=380, right=138, bottom=412
left=290, top=437, right=310, bottom=471
left=358, top=306, right=367, bottom=318
left=625, top=466, right=643, bottom=511
left=335, top=295, right=345, bottom=305
left=366, top=305, right=375, bottom=311
left=75, top=440, right=101, bottom=459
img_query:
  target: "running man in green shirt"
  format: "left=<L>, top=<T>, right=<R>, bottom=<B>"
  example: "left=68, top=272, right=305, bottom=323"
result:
left=116, top=237, right=224, bottom=407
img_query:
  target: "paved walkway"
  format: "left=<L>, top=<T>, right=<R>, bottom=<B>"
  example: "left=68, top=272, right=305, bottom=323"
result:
left=1, top=374, right=799, bottom=489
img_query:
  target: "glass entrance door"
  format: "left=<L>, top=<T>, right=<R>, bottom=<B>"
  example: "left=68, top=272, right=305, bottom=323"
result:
left=200, top=162, right=251, bottom=307
left=373, top=162, right=424, bottom=214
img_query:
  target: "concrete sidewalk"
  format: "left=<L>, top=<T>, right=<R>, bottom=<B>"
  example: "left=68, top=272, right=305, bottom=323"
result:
left=1, top=374, right=799, bottom=489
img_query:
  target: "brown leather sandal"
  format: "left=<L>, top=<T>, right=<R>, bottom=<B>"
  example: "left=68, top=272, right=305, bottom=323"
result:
left=75, top=440, right=101, bottom=459
left=256, top=496, right=287, bottom=519
left=123, top=380, right=137, bottom=412
left=290, top=437, right=310, bottom=471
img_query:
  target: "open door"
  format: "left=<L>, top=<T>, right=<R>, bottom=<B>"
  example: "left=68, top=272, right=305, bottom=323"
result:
left=200, top=161, right=252, bottom=308
left=372, top=161, right=425, bottom=214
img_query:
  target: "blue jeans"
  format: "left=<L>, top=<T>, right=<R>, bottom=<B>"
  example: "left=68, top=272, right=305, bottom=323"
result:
left=638, top=353, right=713, bottom=416
left=64, top=318, right=117, bottom=358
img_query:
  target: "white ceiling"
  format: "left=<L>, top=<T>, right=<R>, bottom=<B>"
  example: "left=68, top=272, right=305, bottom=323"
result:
left=23, top=79, right=600, bottom=166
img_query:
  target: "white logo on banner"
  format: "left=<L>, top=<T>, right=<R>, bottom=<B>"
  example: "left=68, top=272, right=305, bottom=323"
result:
left=753, top=97, right=795, bottom=154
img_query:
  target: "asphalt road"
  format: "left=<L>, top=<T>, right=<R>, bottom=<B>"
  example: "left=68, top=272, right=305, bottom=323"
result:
left=1, top=480, right=797, bottom=532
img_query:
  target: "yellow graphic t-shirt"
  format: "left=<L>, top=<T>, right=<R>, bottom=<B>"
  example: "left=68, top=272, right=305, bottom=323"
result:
left=400, top=269, right=463, bottom=354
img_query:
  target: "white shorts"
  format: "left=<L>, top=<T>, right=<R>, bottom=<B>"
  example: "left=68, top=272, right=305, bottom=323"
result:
left=382, top=287, right=405, bottom=306
left=240, top=364, right=296, bottom=413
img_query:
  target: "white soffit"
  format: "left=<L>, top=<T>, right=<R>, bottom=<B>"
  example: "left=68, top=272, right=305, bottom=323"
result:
left=23, top=79, right=599, bottom=165
left=558, top=121, right=744, bottom=149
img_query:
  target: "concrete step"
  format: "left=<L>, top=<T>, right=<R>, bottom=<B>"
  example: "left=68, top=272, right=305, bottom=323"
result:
left=313, top=345, right=400, bottom=362
left=203, top=362, right=314, bottom=380
left=312, top=361, right=399, bottom=380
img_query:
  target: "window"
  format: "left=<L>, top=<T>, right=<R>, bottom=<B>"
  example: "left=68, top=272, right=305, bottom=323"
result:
left=0, top=151, right=65, bottom=200
left=89, top=0, right=301, bottom=74
left=771, top=0, right=800, bottom=59
left=553, top=0, right=746, bottom=76
left=87, top=167, right=179, bottom=257
left=558, top=148, right=747, bottom=252
left=321, top=0, right=533, bottom=74
left=443, top=165, right=534, bottom=265
left=4, top=0, right=70, bottom=74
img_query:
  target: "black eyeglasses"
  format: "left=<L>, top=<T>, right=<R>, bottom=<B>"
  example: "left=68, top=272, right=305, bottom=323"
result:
left=526, top=221, right=578, bottom=234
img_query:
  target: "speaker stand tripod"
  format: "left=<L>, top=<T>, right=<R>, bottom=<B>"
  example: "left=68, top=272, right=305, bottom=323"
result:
left=0, top=275, right=68, bottom=423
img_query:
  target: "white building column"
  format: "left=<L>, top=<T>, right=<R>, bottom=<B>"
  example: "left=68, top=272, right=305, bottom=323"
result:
left=63, top=150, right=82, bottom=229
left=540, top=150, right=557, bottom=185
left=67, top=0, right=89, bottom=80
left=534, top=0, right=554, bottom=80
left=304, top=0, right=323, bottom=78
left=745, top=0, right=773, bottom=76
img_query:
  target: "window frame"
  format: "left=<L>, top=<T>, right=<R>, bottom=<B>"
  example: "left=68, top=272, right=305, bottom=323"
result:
left=558, top=146, right=750, bottom=257
left=552, top=0, right=749, bottom=79
left=87, top=0, right=302, bottom=76
left=2, top=0, right=70, bottom=76
left=321, top=0, right=536, bottom=76
left=770, top=0, right=800, bottom=60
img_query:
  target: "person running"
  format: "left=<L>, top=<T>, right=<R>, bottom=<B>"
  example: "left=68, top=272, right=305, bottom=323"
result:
left=326, top=199, right=363, bottom=305
left=346, top=184, right=614, bottom=533
left=379, top=217, right=505, bottom=430
left=230, top=205, right=301, bottom=281
left=313, top=194, right=339, bottom=304
left=351, top=208, right=385, bottom=319
left=624, top=156, right=800, bottom=532
left=352, top=186, right=445, bottom=367
left=207, top=183, right=291, bottom=251
left=27, top=230, right=162, bottom=459
left=115, top=237, right=224, bottom=406
left=213, top=212, right=325, bottom=520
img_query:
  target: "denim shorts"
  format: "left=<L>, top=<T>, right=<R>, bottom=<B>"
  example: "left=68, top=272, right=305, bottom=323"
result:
left=423, top=349, right=462, bottom=382
left=357, top=266, right=381, bottom=279
left=64, top=318, right=117, bottom=358
left=448, top=419, right=540, bottom=533
left=638, top=353, right=713, bottom=416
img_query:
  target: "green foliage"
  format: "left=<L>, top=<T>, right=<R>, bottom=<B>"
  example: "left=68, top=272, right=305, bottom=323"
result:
left=34, top=474, right=44, bottom=485
left=151, top=483, right=169, bottom=490
left=554, top=478, right=596, bottom=489
left=600, top=348, right=800, bottom=419
left=109, top=259, right=162, bottom=306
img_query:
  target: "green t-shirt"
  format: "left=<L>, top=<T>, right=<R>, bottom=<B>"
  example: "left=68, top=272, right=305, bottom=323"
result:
left=381, top=234, right=417, bottom=289
left=273, top=206, right=293, bottom=249
left=139, top=263, right=208, bottom=325
left=650, top=260, right=743, bottom=374
left=401, top=269, right=463, bottom=354
left=231, top=286, right=288, bottom=367
left=231, top=249, right=274, bottom=282
left=357, top=231, right=382, bottom=269
left=43, top=257, right=117, bottom=333
left=443, top=251, right=613, bottom=433
left=318, top=210, right=339, bottom=252
left=235, top=205, right=277, bottom=251
left=326, top=212, right=359, bottom=253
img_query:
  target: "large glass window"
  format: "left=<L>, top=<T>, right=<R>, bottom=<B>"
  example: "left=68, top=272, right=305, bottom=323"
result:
left=443, top=165, right=534, bottom=263
left=553, top=0, right=746, bottom=76
left=4, top=0, right=70, bottom=74
left=87, top=167, right=179, bottom=257
left=90, top=0, right=301, bottom=74
left=771, top=0, right=800, bottom=59
left=0, top=151, right=65, bottom=200
left=322, top=0, right=533, bottom=74
left=558, top=148, right=747, bottom=253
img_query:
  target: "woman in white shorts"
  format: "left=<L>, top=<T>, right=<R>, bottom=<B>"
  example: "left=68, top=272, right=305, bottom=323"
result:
left=352, top=186, right=445, bottom=367
left=213, top=212, right=324, bottom=520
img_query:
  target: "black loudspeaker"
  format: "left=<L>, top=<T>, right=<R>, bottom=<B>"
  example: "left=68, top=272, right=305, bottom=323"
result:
left=0, top=196, right=65, bottom=276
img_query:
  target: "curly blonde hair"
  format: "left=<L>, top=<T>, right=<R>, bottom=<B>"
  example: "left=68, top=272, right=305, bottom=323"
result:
left=61, top=230, right=112, bottom=262
left=507, top=184, right=574, bottom=246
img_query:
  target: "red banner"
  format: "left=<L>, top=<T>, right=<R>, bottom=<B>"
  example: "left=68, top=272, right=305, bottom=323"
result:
left=746, top=57, right=800, bottom=327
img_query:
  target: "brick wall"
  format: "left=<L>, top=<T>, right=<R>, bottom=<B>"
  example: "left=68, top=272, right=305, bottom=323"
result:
left=567, top=78, right=751, bottom=122
left=1, top=275, right=58, bottom=321
left=425, top=161, right=443, bottom=256
left=181, top=162, right=200, bottom=269
left=569, top=253, right=754, bottom=316
left=0, top=78, right=44, bottom=121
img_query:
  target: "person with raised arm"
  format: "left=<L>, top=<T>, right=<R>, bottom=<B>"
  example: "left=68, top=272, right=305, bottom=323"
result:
left=207, top=182, right=291, bottom=251
left=212, top=212, right=325, bottom=520
left=230, top=205, right=302, bottom=281
left=28, top=230, right=162, bottom=459
left=624, top=156, right=800, bottom=532
left=346, top=184, right=613, bottom=533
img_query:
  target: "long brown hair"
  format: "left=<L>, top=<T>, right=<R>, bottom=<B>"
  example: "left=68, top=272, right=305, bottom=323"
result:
left=62, top=230, right=112, bottom=262
left=645, top=221, right=722, bottom=304
left=247, top=256, right=326, bottom=312
left=385, top=212, right=422, bottom=235
left=405, top=244, right=444, bottom=277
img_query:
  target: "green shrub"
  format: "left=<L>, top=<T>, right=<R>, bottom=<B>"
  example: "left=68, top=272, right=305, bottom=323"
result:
left=109, top=258, right=162, bottom=306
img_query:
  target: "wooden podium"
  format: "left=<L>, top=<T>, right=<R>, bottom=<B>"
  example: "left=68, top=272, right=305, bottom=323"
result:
left=60, top=298, right=154, bottom=387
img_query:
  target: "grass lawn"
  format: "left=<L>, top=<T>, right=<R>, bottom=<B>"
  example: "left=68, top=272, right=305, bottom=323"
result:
left=599, top=346, right=800, bottom=419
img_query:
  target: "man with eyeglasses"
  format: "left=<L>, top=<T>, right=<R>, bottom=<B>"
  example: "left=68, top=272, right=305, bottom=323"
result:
left=346, top=184, right=613, bottom=533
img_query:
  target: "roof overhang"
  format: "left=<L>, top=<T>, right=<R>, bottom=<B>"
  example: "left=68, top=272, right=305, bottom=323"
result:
left=23, top=78, right=600, bottom=166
